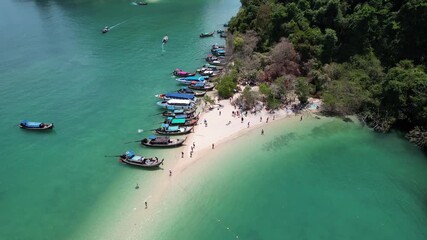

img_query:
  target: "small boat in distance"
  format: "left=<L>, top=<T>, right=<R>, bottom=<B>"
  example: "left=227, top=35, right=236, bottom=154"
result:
left=137, top=1, right=147, bottom=5
left=155, top=124, right=193, bottom=135
left=200, top=32, right=214, bottom=38
left=119, top=151, right=163, bottom=168
left=173, top=69, right=196, bottom=77
left=162, top=35, right=168, bottom=44
left=102, top=26, right=109, bottom=34
left=19, top=120, right=54, bottom=130
left=141, top=135, right=186, bottom=148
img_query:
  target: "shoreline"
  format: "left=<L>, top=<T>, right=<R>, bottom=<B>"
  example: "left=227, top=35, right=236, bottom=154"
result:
left=77, top=87, right=318, bottom=240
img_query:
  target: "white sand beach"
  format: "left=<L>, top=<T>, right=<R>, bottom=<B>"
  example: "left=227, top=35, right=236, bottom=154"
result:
left=74, top=89, right=320, bottom=240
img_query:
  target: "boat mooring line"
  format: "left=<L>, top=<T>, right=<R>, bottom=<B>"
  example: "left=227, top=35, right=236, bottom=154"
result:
left=174, top=182, right=240, bottom=239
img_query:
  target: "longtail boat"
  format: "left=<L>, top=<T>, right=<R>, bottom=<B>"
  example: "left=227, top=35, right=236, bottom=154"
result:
left=119, top=151, right=163, bottom=168
left=155, top=124, right=193, bottom=135
left=141, top=135, right=186, bottom=148
left=162, top=108, right=196, bottom=117
left=188, top=82, right=215, bottom=91
left=19, top=120, right=54, bottom=130
left=200, top=32, right=214, bottom=38
left=173, top=69, right=196, bottom=77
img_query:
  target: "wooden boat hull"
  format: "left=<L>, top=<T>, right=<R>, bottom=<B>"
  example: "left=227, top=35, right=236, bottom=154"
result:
left=119, top=156, right=163, bottom=168
left=19, top=123, right=54, bottom=130
left=162, top=109, right=196, bottom=117
left=141, top=137, right=186, bottom=148
left=165, top=118, right=198, bottom=127
left=188, top=84, right=215, bottom=91
left=200, top=32, right=214, bottom=38
left=155, top=127, right=193, bottom=135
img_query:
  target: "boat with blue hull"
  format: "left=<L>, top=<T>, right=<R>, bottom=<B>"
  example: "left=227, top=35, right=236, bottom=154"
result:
left=19, top=120, right=54, bottom=130
left=155, top=92, right=197, bottom=101
left=176, top=76, right=206, bottom=85
left=157, top=99, right=195, bottom=110
left=162, top=108, right=196, bottom=117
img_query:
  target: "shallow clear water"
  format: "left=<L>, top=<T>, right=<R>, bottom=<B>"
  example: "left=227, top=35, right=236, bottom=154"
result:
left=0, top=0, right=239, bottom=239
left=154, top=117, right=427, bottom=240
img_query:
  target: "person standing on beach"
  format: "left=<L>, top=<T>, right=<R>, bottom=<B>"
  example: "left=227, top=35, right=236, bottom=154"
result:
left=193, top=142, right=195, bottom=148
left=169, top=169, right=172, bottom=176
left=219, top=111, right=221, bottom=116
left=145, top=201, right=148, bottom=209
left=241, top=117, right=244, bottom=123
left=266, top=117, right=269, bottom=123
left=247, top=122, right=250, bottom=128
left=212, top=143, right=215, bottom=149
left=181, top=152, right=184, bottom=158
left=260, top=116, right=262, bottom=122
left=300, top=115, right=303, bottom=121
left=261, top=129, right=264, bottom=135
left=190, top=151, right=193, bottom=158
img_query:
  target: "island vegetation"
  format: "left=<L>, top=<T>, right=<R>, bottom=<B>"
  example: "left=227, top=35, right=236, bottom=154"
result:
left=214, top=0, right=427, bottom=149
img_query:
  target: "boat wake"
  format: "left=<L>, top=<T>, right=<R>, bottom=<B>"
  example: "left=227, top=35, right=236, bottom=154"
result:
left=137, top=129, right=144, bottom=133
left=109, top=19, right=129, bottom=30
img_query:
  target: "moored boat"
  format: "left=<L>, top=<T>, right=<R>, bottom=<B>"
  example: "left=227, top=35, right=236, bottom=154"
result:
left=212, top=48, right=226, bottom=56
left=155, top=92, right=197, bottom=101
left=141, top=135, right=187, bottom=148
left=176, top=76, right=206, bottom=85
left=177, top=87, right=206, bottom=97
left=188, top=82, right=215, bottom=91
left=173, top=68, right=196, bottom=77
left=157, top=99, right=195, bottom=110
left=162, top=108, right=196, bottom=117
left=155, top=124, right=193, bottom=135
left=19, top=120, right=54, bottom=130
left=200, top=32, right=214, bottom=38
left=119, top=151, right=163, bottom=168
left=164, top=116, right=199, bottom=126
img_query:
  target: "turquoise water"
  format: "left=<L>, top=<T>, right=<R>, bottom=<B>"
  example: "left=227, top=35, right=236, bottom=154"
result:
left=0, top=0, right=240, bottom=239
left=1, top=1, right=427, bottom=240
left=154, top=117, right=427, bottom=240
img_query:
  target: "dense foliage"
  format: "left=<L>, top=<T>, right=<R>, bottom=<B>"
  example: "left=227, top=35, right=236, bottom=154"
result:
left=225, top=0, right=427, bottom=148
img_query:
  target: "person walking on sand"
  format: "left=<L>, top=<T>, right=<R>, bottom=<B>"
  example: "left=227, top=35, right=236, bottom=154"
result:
left=212, top=143, right=215, bottom=149
left=260, top=116, right=262, bottom=122
left=219, top=111, right=221, bottom=116
left=300, top=115, right=303, bottom=121
left=247, top=122, right=250, bottom=128
left=193, top=142, right=195, bottom=148
left=241, top=117, right=244, bottom=123
left=190, top=151, right=193, bottom=158
left=145, top=201, right=148, bottom=209
left=261, top=129, right=264, bottom=135
left=266, top=117, right=269, bottom=123
left=181, top=152, right=184, bottom=158
left=169, top=169, right=172, bottom=176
